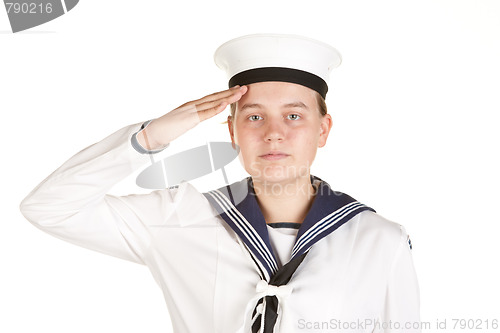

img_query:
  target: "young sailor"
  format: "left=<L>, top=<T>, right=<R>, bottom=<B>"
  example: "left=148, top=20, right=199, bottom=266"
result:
left=20, top=34, right=420, bottom=332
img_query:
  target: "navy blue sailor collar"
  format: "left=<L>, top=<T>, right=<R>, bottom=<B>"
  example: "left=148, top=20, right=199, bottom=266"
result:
left=202, top=175, right=375, bottom=281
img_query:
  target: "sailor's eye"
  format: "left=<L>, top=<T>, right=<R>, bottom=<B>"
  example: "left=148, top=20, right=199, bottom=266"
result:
left=287, top=114, right=301, bottom=120
left=249, top=115, right=263, bottom=121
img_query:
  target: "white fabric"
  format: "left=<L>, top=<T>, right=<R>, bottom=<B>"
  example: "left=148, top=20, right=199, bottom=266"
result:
left=20, top=122, right=421, bottom=333
left=214, top=34, right=342, bottom=84
left=267, top=225, right=297, bottom=268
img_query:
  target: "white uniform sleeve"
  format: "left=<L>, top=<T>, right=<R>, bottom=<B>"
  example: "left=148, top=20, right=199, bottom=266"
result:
left=382, top=226, right=421, bottom=332
left=130, top=119, right=169, bottom=154
left=19, top=122, right=169, bottom=265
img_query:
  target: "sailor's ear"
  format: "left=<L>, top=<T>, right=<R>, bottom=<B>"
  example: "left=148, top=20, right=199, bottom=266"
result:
left=318, top=114, right=333, bottom=148
left=227, top=115, right=236, bottom=149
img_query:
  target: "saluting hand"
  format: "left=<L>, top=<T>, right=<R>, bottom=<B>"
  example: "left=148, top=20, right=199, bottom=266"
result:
left=137, top=85, right=247, bottom=150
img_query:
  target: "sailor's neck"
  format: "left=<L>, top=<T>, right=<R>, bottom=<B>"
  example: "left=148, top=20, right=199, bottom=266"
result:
left=251, top=177, right=316, bottom=224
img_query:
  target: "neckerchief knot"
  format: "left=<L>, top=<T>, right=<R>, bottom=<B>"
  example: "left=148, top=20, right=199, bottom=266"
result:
left=256, top=280, right=293, bottom=299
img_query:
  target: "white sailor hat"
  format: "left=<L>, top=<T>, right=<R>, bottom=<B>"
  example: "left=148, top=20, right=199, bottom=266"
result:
left=214, top=33, right=342, bottom=99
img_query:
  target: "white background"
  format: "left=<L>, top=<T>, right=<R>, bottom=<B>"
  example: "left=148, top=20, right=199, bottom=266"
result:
left=1, top=0, right=499, bottom=332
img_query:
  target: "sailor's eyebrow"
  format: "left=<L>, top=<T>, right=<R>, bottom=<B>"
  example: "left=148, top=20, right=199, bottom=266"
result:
left=239, top=103, right=263, bottom=113
left=282, top=101, right=309, bottom=110
left=239, top=102, right=309, bottom=113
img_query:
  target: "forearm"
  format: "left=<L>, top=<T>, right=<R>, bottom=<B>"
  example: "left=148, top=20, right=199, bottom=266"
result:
left=20, top=122, right=150, bottom=222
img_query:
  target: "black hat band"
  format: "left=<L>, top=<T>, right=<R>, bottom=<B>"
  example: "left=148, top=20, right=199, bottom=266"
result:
left=228, top=67, right=328, bottom=99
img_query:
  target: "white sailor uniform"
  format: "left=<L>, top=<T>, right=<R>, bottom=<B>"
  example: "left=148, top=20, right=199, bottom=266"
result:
left=20, top=121, right=420, bottom=332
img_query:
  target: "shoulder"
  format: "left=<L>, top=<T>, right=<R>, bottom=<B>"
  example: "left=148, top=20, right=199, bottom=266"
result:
left=152, top=181, right=220, bottom=227
left=352, top=210, right=410, bottom=251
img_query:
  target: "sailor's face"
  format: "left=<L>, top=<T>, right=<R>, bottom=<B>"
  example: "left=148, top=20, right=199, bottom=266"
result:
left=228, top=81, right=332, bottom=184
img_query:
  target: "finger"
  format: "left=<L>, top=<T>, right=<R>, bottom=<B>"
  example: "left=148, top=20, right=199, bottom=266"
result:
left=197, top=101, right=229, bottom=122
left=194, top=85, right=242, bottom=105
left=173, top=86, right=246, bottom=119
left=196, top=86, right=247, bottom=112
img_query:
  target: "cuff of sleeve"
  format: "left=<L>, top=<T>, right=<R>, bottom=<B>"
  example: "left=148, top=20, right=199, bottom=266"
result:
left=131, top=119, right=170, bottom=154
